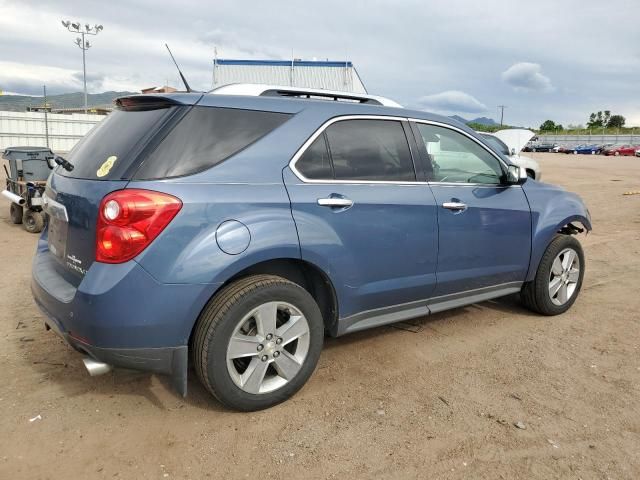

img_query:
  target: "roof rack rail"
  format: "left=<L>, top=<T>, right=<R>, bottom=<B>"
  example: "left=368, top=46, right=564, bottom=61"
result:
left=209, top=83, right=402, bottom=108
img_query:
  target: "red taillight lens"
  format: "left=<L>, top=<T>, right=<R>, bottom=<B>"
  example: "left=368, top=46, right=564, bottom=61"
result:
left=96, top=189, right=182, bottom=263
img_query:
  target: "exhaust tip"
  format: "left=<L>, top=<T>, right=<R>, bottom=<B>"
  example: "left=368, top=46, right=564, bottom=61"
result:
left=82, top=357, right=112, bottom=376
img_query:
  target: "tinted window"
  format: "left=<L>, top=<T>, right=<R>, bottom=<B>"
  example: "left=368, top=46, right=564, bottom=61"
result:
left=325, top=120, right=415, bottom=181
left=480, top=134, right=510, bottom=156
left=134, top=107, right=291, bottom=179
left=59, top=107, right=176, bottom=180
left=415, top=124, right=504, bottom=184
left=296, top=134, right=332, bottom=179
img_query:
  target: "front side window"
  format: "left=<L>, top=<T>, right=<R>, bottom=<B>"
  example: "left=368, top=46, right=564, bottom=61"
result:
left=480, top=134, right=510, bottom=156
left=415, top=124, right=505, bottom=184
left=324, top=119, right=415, bottom=182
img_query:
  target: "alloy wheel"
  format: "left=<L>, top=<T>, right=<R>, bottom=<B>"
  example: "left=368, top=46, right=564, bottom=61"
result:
left=548, top=248, right=580, bottom=306
left=226, top=301, right=310, bottom=394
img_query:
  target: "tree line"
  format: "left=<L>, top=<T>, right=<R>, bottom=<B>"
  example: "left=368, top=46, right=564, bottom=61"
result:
left=539, top=110, right=626, bottom=132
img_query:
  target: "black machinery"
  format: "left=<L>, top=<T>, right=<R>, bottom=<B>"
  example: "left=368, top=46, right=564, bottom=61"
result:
left=2, top=146, right=55, bottom=233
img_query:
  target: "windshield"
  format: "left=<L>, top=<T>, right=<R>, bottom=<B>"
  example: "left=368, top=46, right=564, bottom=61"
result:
left=480, top=134, right=510, bottom=156
left=57, top=107, right=179, bottom=180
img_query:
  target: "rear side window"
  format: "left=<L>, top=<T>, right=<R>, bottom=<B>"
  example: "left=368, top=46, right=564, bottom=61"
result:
left=59, top=107, right=176, bottom=180
left=296, top=134, right=333, bottom=180
left=324, top=119, right=415, bottom=182
left=134, top=107, right=291, bottom=179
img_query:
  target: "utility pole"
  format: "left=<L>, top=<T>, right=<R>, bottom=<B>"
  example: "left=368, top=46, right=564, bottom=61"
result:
left=497, top=105, right=507, bottom=126
left=61, top=21, right=104, bottom=114
left=43, top=85, right=49, bottom=148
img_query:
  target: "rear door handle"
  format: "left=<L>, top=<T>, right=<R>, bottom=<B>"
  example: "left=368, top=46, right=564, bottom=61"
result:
left=442, top=202, right=467, bottom=212
left=317, top=197, right=354, bottom=208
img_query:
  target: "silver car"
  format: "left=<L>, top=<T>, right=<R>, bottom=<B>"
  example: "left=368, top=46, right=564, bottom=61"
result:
left=479, top=130, right=541, bottom=180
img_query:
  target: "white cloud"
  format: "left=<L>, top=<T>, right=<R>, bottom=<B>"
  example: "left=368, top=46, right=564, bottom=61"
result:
left=1, top=0, right=639, bottom=126
left=502, top=62, right=553, bottom=92
left=418, top=90, right=487, bottom=114
left=0, top=61, right=140, bottom=95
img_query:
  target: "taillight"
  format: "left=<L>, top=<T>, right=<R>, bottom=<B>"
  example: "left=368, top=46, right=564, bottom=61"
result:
left=96, top=189, right=182, bottom=263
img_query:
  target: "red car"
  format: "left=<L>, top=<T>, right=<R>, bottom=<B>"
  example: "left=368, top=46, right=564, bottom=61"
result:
left=604, top=144, right=640, bottom=156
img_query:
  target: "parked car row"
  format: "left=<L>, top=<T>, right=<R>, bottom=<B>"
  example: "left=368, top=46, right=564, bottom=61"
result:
left=524, top=142, right=640, bottom=156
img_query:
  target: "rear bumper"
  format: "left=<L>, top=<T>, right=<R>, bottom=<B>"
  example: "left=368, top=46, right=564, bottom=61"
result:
left=33, top=292, right=188, bottom=394
left=31, top=237, right=219, bottom=396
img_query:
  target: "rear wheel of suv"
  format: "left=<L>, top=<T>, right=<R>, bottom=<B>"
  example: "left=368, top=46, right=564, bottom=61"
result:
left=23, top=210, right=44, bottom=233
left=192, top=275, right=324, bottom=411
left=10, top=203, right=23, bottom=224
left=521, top=235, right=585, bottom=315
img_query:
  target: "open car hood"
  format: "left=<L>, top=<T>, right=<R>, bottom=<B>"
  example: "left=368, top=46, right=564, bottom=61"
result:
left=494, top=129, right=536, bottom=155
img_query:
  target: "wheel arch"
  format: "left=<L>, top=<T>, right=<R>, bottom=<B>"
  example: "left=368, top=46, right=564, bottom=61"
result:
left=188, top=257, right=339, bottom=345
left=526, top=214, right=591, bottom=282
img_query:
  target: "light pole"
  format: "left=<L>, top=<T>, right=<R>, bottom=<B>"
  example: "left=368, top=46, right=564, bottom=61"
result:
left=61, top=21, right=103, bottom=114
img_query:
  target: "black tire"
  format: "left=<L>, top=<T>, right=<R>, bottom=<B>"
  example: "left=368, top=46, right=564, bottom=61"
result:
left=192, top=274, right=324, bottom=411
left=10, top=203, right=23, bottom=224
left=521, top=235, right=585, bottom=315
left=23, top=210, right=44, bottom=233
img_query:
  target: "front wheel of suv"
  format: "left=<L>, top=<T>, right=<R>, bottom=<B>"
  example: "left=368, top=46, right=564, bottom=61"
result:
left=192, top=275, right=324, bottom=411
left=521, top=235, right=585, bottom=315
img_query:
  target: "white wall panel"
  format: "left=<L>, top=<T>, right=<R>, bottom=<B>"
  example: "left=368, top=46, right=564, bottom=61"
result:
left=0, top=111, right=103, bottom=153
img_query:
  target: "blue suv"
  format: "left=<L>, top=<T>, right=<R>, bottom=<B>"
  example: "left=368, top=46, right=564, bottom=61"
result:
left=32, top=85, right=591, bottom=411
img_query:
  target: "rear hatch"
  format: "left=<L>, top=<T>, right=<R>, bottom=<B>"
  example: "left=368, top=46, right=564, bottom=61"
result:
left=44, top=97, right=187, bottom=286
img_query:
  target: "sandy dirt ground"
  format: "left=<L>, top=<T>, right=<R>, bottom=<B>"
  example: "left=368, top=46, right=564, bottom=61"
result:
left=0, top=153, right=639, bottom=479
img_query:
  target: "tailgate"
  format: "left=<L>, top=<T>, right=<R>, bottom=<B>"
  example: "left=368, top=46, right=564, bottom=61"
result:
left=44, top=173, right=127, bottom=286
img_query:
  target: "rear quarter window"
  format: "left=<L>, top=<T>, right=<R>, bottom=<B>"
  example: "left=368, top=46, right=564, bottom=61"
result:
left=133, top=106, right=291, bottom=179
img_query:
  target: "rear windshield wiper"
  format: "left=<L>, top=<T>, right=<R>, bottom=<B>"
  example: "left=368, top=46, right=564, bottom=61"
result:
left=50, top=155, right=74, bottom=172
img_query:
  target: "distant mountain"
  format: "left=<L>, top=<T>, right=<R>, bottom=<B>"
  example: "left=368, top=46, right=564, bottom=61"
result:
left=0, top=91, right=137, bottom=112
left=469, top=116, right=498, bottom=126
left=448, top=115, right=498, bottom=126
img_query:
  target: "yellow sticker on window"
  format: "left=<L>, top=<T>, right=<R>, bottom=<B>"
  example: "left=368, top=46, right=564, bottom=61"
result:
left=97, top=155, right=117, bottom=177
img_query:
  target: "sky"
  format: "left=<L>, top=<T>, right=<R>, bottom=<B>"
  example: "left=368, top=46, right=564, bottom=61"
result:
left=1, top=0, right=639, bottom=127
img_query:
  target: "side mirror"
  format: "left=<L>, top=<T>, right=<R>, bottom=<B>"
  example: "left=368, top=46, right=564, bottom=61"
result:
left=510, top=147, right=516, bottom=156
left=506, top=165, right=527, bottom=185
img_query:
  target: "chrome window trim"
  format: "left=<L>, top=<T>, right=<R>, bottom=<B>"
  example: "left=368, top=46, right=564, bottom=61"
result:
left=288, top=115, right=513, bottom=186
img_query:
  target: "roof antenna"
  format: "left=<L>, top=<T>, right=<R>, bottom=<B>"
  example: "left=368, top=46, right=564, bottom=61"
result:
left=165, top=43, right=192, bottom=92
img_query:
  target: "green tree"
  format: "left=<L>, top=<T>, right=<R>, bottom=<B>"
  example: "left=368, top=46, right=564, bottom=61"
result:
left=539, top=120, right=557, bottom=131
left=607, top=115, right=626, bottom=128
left=587, top=111, right=604, bottom=128
left=603, top=110, right=611, bottom=126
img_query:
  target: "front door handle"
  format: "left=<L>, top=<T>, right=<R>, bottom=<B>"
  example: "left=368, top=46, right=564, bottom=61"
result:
left=442, top=202, right=467, bottom=212
left=318, top=197, right=354, bottom=208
